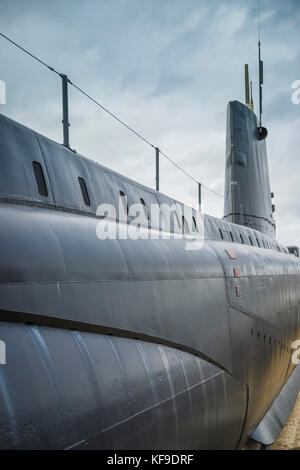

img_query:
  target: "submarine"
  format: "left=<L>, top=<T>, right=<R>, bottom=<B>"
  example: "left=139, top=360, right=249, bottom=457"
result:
left=0, top=50, right=300, bottom=450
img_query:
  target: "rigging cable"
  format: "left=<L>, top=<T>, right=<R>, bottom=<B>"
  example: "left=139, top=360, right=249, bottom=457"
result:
left=0, top=31, right=224, bottom=199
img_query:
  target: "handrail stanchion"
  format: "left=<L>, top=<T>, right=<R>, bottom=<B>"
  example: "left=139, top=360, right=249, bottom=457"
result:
left=61, top=74, right=70, bottom=148
left=198, top=182, right=202, bottom=212
left=155, top=147, right=160, bottom=191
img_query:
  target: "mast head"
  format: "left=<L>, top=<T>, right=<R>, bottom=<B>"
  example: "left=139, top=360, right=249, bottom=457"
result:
left=258, top=126, right=268, bottom=140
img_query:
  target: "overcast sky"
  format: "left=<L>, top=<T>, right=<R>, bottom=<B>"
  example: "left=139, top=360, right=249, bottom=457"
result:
left=1, top=0, right=299, bottom=246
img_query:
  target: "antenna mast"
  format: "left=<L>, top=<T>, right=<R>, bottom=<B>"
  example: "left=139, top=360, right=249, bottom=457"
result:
left=257, top=0, right=267, bottom=140
left=245, top=64, right=250, bottom=107
left=258, top=40, right=263, bottom=129
left=250, top=81, right=254, bottom=111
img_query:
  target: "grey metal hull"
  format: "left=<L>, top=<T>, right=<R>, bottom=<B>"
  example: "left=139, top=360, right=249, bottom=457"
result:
left=0, top=104, right=299, bottom=449
left=0, top=323, right=246, bottom=449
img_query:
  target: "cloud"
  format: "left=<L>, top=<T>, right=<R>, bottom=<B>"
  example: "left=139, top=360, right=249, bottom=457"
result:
left=0, top=0, right=299, bottom=245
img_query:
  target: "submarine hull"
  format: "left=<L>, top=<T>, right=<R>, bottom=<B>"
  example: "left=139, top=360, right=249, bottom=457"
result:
left=0, top=105, right=299, bottom=449
left=0, top=322, right=246, bottom=450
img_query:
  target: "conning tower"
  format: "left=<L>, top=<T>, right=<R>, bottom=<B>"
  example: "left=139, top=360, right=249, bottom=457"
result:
left=223, top=100, right=275, bottom=237
left=223, top=44, right=275, bottom=238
